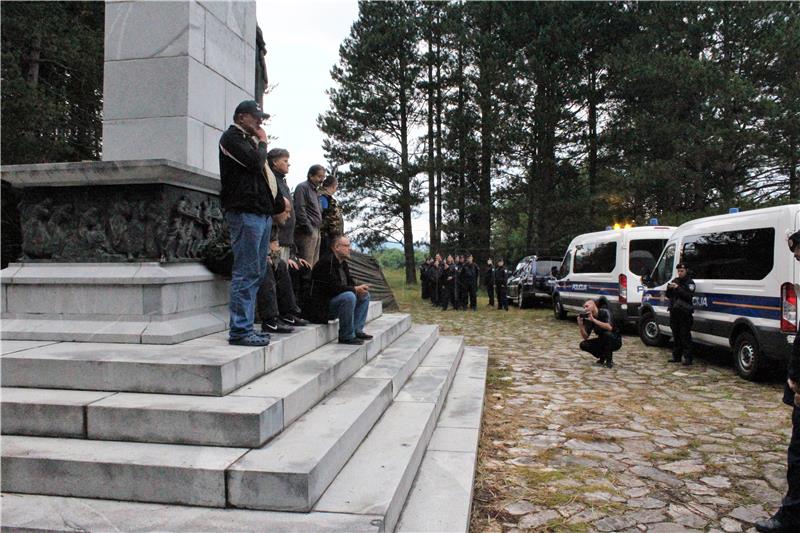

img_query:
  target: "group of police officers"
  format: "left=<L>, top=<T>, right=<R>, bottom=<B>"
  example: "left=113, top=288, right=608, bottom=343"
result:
left=419, top=254, right=510, bottom=311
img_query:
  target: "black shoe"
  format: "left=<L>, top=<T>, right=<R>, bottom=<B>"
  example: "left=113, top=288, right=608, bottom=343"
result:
left=262, top=319, right=294, bottom=334
left=281, top=314, right=309, bottom=326
left=682, top=359, right=693, bottom=366
left=604, top=360, right=614, bottom=368
left=229, top=333, right=270, bottom=347
left=595, top=359, right=606, bottom=366
left=338, top=337, right=364, bottom=345
left=756, top=514, right=796, bottom=533
left=355, top=331, right=373, bottom=340
left=669, top=358, right=681, bottom=363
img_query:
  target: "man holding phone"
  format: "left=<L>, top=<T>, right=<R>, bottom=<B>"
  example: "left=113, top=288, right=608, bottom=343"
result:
left=219, top=100, right=288, bottom=347
left=666, top=263, right=695, bottom=365
left=305, top=234, right=372, bottom=345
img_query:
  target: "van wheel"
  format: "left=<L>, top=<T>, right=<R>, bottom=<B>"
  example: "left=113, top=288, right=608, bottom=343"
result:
left=553, top=297, right=567, bottom=320
left=734, top=331, right=763, bottom=381
left=639, top=312, right=668, bottom=347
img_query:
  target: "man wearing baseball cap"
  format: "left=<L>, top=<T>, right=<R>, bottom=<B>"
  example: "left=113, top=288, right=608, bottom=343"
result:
left=218, top=100, right=286, bottom=346
left=666, top=262, right=695, bottom=365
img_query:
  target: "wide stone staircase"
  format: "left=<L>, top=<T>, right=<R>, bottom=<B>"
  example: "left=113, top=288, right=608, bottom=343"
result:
left=0, top=302, right=488, bottom=532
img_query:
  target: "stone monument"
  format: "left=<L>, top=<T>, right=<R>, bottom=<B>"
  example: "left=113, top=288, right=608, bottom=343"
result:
left=1, top=0, right=258, bottom=344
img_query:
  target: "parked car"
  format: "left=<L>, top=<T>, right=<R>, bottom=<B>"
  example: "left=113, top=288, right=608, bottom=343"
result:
left=639, top=204, right=799, bottom=380
left=508, top=255, right=563, bottom=308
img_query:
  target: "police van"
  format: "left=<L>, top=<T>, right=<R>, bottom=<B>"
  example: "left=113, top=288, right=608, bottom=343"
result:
left=552, top=223, right=677, bottom=325
left=638, top=204, right=800, bottom=380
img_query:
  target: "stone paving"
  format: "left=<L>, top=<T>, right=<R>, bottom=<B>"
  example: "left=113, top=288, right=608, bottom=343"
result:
left=394, top=288, right=791, bottom=533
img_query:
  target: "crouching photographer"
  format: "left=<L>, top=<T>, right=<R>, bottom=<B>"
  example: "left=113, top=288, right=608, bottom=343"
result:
left=577, top=297, right=622, bottom=368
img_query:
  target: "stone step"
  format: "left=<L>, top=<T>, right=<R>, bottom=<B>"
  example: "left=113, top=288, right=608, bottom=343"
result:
left=83, top=314, right=410, bottom=447
left=355, top=324, right=439, bottom=397
left=226, top=324, right=440, bottom=512
left=396, top=346, right=488, bottom=533
left=0, top=493, right=383, bottom=532
left=1, top=388, right=115, bottom=438
left=0, top=303, right=384, bottom=396
left=314, top=336, right=464, bottom=532
left=231, top=313, right=411, bottom=426
left=1, top=435, right=247, bottom=507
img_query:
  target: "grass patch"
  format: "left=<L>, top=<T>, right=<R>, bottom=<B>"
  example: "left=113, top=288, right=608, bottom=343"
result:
left=647, top=448, right=692, bottom=462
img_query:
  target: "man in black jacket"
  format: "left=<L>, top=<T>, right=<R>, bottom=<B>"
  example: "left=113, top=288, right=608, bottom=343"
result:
left=461, top=254, right=479, bottom=311
left=495, top=259, right=509, bottom=311
left=666, top=263, right=695, bottom=365
left=484, top=259, right=496, bottom=306
left=305, top=234, right=372, bottom=345
left=219, top=100, right=287, bottom=347
left=756, top=231, right=800, bottom=533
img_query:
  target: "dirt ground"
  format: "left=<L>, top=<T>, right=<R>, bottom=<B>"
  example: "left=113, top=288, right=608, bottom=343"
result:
left=390, top=277, right=790, bottom=533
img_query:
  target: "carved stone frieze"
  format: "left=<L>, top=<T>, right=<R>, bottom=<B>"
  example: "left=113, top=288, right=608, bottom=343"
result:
left=17, top=184, right=223, bottom=263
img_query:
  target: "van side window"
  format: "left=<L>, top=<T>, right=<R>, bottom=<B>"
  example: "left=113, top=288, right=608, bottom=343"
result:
left=629, top=239, right=668, bottom=276
left=558, top=251, right=572, bottom=278
left=652, top=244, right=676, bottom=286
left=681, top=228, right=775, bottom=280
left=574, top=241, right=617, bottom=273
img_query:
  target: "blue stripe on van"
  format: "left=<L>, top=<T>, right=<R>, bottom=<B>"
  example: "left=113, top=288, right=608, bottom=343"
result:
left=557, top=281, right=619, bottom=296
left=642, top=290, right=781, bottom=320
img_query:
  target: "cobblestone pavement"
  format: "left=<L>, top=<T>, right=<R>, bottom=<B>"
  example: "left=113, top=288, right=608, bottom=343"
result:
left=396, top=290, right=790, bottom=533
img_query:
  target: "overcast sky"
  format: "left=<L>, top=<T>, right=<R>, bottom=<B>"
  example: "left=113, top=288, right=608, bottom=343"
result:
left=256, top=0, right=430, bottom=244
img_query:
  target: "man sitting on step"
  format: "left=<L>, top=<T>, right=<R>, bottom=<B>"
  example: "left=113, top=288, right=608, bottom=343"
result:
left=256, top=228, right=310, bottom=334
left=305, top=234, right=373, bottom=345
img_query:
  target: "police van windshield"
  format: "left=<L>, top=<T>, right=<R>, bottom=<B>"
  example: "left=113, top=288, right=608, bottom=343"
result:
left=651, top=243, right=676, bottom=286
left=558, top=251, right=572, bottom=279
left=629, top=239, right=668, bottom=277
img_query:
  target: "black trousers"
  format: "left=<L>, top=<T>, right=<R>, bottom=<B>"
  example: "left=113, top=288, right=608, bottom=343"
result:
left=421, top=278, right=429, bottom=300
left=486, top=284, right=495, bottom=306
left=442, top=284, right=458, bottom=310
left=580, top=336, right=613, bottom=362
left=779, top=406, right=800, bottom=523
left=458, top=284, right=469, bottom=310
left=670, top=309, right=693, bottom=362
left=465, top=284, right=477, bottom=310
left=496, top=287, right=508, bottom=310
left=257, top=259, right=301, bottom=322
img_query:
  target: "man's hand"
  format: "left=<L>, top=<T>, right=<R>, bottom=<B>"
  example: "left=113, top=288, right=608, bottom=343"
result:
left=668, top=282, right=678, bottom=289
left=298, top=258, right=311, bottom=269
left=283, top=197, right=291, bottom=213
left=790, top=378, right=799, bottom=393
left=254, top=126, right=267, bottom=142
left=355, top=284, right=370, bottom=297
left=288, top=258, right=299, bottom=270
left=577, top=315, right=584, bottom=327
left=274, top=210, right=289, bottom=225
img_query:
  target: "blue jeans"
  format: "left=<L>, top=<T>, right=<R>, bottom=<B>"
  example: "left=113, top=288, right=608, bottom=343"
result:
left=328, top=291, right=370, bottom=341
left=226, top=211, right=272, bottom=339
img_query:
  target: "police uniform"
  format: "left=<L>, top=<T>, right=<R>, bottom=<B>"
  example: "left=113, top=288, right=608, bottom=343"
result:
left=495, top=265, right=509, bottom=311
left=757, top=231, right=800, bottom=532
left=484, top=264, right=496, bottom=306
left=666, top=263, right=695, bottom=365
left=460, top=261, right=480, bottom=311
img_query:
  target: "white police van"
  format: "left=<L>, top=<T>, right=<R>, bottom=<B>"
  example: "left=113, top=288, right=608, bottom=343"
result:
left=638, top=204, right=800, bottom=380
left=552, top=223, right=677, bottom=325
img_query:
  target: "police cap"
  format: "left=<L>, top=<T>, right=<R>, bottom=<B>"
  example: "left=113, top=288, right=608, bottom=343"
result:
left=676, top=263, right=689, bottom=270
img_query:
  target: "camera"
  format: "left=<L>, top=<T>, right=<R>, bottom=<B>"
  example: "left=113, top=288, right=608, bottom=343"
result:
left=579, top=312, right=590, bottom=319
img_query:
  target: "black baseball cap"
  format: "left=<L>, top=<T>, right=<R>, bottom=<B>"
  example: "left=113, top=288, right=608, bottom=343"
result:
left=234, top=100, right=270, bottom=121
left=676, top=263, right=688, bottom=270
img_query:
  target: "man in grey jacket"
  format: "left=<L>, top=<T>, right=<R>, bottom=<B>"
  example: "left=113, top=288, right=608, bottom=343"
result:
left=294, top=164, right=325, bottom=266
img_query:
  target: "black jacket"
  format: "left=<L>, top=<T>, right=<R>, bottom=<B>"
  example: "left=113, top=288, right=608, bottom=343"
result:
left=495, top=268, right=508, bottom=289
left=666, top=276, right=695, bottom=313
left=219, top=125, right=285, bottom=216
left=484, top=266, right=495, bottom=288
left=461, top=263, right=479, bottom=286
left=304, top=252, right=356, bottom=323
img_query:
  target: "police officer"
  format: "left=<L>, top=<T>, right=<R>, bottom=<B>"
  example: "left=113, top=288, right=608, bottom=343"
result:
left=666, top=262, right=695, bottom=365
left=484, top=259, right=496, bottom=306
left=756, top=231, right=800, bottom=533
left=420, top=258, right=432, bottom=300
left=495, top=259, right=509, bottom=311
left=461, top=254, right=480, bottom=311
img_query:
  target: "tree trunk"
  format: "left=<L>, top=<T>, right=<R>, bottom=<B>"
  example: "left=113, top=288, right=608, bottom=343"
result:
left=398, top=53, right=416, bottom=285
left=434, top=35, right=444, bottom=254
left=26, top=33, right=42, bottom=88
left=426, top=32, right=436, bottom=256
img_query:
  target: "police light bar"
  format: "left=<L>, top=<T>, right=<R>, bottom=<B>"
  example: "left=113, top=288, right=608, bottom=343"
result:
left=729, top=207, right=739, bottom=214
left=649, top=218, right=659, bottom=225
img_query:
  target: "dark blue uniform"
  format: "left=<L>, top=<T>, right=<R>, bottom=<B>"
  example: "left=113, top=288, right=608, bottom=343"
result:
left=667, top=275, right=695, bottom=364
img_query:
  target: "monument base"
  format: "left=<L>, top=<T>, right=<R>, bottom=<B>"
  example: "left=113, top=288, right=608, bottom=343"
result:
left=1, top=262, right=229, bottom=344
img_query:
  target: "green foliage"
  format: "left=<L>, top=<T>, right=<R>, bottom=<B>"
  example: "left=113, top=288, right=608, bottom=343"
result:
left=323, top=1, right=798, bottom=267
left=373, top=247, right=428, bottom=270
left=1, top=1, right=104, bottom=165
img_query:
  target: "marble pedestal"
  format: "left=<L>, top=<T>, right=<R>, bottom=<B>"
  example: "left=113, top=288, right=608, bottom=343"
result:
left=1, top=262, right=229, bottom=344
